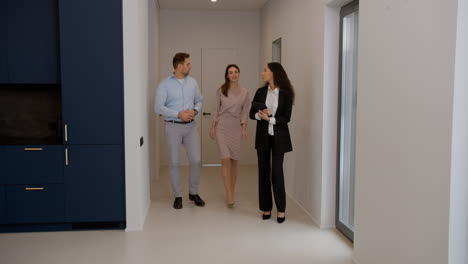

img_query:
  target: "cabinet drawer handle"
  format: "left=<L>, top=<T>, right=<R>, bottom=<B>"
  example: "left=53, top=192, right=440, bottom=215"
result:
left=25, top=187, right=45, bottom=191
left=65, top=148, right=69, bottom=166
left=24, top=148, right=43, bottom=151
left=65, top=124, right=68, bottom=142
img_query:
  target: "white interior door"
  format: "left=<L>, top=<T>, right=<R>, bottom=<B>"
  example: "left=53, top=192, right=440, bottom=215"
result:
left=201, top=48, right=237, bottom=165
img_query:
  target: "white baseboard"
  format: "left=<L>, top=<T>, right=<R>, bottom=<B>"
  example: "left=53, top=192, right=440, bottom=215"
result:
left=285, top=191, right=321, bottom=227
left=285, top=192, right=336, bottom=229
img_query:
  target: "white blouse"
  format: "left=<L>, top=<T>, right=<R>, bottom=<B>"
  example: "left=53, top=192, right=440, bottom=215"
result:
left=255, top=86, right=279, bottom=135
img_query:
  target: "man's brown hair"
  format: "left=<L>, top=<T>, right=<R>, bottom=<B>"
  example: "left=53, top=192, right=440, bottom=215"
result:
left=173, top=53, right=190, bottom=69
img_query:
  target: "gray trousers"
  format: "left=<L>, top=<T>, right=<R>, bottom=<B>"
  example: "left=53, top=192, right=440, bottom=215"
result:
left=164, top=121, right=201, bottom=198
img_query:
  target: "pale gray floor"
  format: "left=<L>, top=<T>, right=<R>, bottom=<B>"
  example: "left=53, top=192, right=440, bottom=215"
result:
left=0, top=165, right=353, bottom=264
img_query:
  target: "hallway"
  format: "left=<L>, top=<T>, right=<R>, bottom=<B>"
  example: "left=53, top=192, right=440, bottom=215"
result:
left=0, top=0, right=466, bottom=263
left=0, top=166, right=352, bottom=264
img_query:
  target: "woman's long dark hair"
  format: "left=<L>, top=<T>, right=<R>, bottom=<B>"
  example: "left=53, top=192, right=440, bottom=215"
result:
left=266, top=62, right=295, bottom=103
left=220, top=64, right=240, bottom=97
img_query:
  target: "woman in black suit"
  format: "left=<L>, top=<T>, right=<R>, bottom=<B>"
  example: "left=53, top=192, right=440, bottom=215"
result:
left=250, top=62, right=294, bottom=223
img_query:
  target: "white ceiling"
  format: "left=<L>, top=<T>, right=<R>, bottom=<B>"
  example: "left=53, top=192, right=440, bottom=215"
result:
left=158, top=0, right=269, bottom=10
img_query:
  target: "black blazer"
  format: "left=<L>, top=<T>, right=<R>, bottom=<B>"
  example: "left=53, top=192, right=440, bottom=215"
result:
left=249, top=86, right=293, bottom=153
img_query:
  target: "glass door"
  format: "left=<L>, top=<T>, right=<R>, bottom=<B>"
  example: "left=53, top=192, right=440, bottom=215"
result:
left=336, top=0, right=359, bottom=241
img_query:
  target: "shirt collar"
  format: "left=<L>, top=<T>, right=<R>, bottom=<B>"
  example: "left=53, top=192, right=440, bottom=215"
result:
left=170, top=73, right=186, bottom=80
left=267, top=85, right=279, bottom=95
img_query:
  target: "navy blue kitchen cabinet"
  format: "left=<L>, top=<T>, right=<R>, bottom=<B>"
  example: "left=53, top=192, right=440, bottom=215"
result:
left=6, top=184, right=65, bottom=224
left=0, top=0, right=7, bottom=83
left=4, top=146, right=64, bottom=185
left=65, top=145, right=125, bottom=223
left=59, top=0, right=125, bottom=224
left=59, top=0, right=124, bottom=145
left=0, top=145, right=5, bottom=224
left=0, top=0, right=126, bottom=231
left=0, top=146, right=4, bottom=185
left=0, top=185, right=5, bottom=224
left=2, top=146, right=65, bottom=224
left=5, top=0, right=59, bottom=84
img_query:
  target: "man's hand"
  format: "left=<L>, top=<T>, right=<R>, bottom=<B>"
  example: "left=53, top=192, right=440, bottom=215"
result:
left=178, top=109, right=195, bottom=122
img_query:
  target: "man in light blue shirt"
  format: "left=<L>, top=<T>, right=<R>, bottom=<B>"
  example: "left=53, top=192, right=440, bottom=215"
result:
left=155, top=52, right=205, bottom=209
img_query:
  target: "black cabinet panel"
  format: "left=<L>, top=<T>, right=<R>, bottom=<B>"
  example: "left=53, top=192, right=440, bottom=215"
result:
left=65, top=145, right=125, bottom=222
left=59, top=0, right=123, bottom=144
left=0, top=0, right=7, bottom=83
left=4, top=145, right=64, bottom=184
left=6, top=0, right=59, bottom=84
left=6, top=184, right=65, bottom=224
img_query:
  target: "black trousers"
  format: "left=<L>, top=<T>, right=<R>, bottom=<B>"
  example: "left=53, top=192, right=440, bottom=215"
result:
left=257, top=136, right=286, bottom=213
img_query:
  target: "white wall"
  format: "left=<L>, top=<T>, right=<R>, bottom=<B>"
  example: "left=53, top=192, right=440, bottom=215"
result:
left=449, top=0, right=468, bottom=263
left=148, top=0, right=160, bottom=181
left=123, top=0, right=159, bottom=231
left=261, top=2, right=465, bottom=263
left=354, top=0, right=458, bottom=263
left=260, top=0, right=338, bottom=228
left=159, top=9, right=261, bottom=166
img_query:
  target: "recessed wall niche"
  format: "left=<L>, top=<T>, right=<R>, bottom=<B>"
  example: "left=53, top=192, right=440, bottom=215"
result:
left=0, top=84, right=62, bottom=145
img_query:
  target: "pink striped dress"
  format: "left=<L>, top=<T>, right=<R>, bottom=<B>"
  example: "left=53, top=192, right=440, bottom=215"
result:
left=212, top=86, right=250, bottom=160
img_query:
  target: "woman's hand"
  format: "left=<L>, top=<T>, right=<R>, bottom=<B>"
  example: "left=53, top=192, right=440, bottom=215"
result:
left=258, top=111, right=270, bottom=121
left=242, top=128, right=248, bottom=141
left=210, top=126, right=216, bottom=140
left=262, top=108, right=272, bottom=116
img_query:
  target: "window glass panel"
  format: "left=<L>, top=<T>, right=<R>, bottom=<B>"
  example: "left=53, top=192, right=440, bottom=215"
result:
left=337, top=1, right=358, bottom=241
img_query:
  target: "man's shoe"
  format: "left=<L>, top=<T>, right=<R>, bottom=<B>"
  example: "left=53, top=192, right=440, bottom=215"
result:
left=173, top=197, right=182, bottom=209
left=189, top=194, right=205, bottom=207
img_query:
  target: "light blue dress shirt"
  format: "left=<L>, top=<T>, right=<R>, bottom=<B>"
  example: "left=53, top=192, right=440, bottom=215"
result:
left=155, top=74, right=203, bottom=121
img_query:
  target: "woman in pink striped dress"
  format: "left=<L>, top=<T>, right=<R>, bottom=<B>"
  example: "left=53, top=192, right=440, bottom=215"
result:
left=210, top=64, right=250, bottom=207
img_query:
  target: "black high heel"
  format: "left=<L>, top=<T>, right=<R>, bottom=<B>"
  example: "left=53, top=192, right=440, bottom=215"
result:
left=262, top=211, right=271, bottom=220
left=277, top=212, right=286, bottom=223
